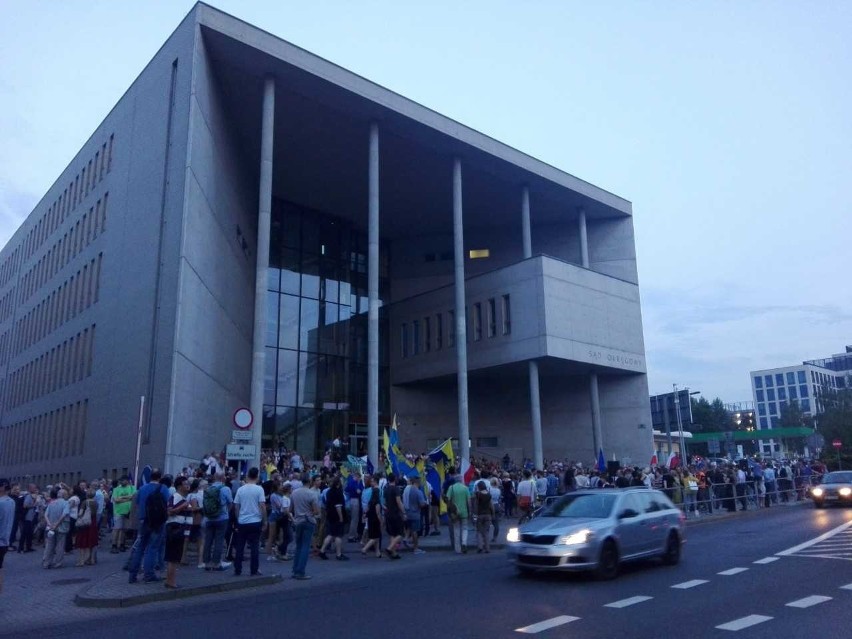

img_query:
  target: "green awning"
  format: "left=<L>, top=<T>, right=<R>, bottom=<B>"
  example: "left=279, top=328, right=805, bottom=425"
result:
left=690, top=427, right=815, bottom=443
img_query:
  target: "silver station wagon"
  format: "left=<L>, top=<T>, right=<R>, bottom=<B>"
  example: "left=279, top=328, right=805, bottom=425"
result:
left=506, top=488, right=685, bottom=579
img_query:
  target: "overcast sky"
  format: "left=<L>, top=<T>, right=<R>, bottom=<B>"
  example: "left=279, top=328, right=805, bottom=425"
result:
left=1, top=1, right=849, bottom=403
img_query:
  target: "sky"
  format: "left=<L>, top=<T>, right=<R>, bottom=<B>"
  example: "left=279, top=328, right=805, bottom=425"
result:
left=1, top=1, right=850, bottom=403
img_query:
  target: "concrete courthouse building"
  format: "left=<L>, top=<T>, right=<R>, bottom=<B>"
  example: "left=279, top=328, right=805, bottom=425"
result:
left=0, top=4, right=653, bottom=483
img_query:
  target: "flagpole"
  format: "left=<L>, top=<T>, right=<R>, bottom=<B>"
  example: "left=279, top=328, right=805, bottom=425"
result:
left=133, top=396, right=145, bottom=486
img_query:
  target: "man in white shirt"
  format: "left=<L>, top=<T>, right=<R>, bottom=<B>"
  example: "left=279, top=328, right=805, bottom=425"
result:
left=232, top=467, right=266, bottom=577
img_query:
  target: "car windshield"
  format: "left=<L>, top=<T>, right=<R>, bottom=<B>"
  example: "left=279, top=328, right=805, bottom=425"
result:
left=541, top=493, right=617, bottom=518
left=823, top=472, right=852, bottom=484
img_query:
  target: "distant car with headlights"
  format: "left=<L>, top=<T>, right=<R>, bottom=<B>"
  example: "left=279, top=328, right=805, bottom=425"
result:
left=810, top=471, right=852, bottom=508
left=506, top=488, right=685, bottom=580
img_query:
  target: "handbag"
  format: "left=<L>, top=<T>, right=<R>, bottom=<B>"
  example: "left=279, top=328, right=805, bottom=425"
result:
left=687, top=480, right=698, bottom=492
left=77, top=504, right=92, bottom=527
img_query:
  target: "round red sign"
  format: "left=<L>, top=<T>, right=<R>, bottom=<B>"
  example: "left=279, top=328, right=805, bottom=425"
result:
left=832, top=439, right=842, bottom=449
left=233, top=407, right=253, bottom=430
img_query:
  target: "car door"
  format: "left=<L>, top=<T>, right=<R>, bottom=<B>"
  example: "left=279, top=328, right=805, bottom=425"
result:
left=638, top=491, right=670, bottom=554
left=615, top=493, right=648, bottom=558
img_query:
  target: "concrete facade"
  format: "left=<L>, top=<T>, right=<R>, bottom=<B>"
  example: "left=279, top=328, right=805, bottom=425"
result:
left=0, top=3, right=653, bottom=483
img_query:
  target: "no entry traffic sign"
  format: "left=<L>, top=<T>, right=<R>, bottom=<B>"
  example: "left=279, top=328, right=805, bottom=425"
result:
left=833, top=439, right=843, bottom=449
left=233, top=407, right=253, bottom=430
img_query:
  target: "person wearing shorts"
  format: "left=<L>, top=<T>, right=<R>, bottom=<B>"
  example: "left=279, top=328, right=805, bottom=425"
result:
left=164, top=477, right=192, bottom=589
left=110, top=476, right=135, bottom=553
left=403, top=476, right=426, bottom=555
left=1, top=478, right=16, bottom=594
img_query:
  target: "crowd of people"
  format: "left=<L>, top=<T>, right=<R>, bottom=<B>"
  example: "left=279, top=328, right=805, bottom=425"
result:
left=0, top=450, right=829, bottom=591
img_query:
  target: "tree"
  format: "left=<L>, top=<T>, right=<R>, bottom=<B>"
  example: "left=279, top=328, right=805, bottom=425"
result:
left=779, top=400, right=806, bottom=429
left=818, top=388, right=852, bottom=444
left=690, top=396, right=733, bottom=433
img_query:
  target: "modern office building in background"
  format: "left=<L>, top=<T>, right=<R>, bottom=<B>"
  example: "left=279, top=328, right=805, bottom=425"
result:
left=750, top=346, right=852, bottom=456
left=0, top=3, right=653, bottom=484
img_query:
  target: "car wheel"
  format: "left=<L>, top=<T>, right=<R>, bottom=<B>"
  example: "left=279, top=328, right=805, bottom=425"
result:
left=516, top=566, right=535, bottom=577
left=662, top=531, right=681, bottom=566
left=814, top=501, right=825, bottom=509
left=595, top=539, right=619, bottom=581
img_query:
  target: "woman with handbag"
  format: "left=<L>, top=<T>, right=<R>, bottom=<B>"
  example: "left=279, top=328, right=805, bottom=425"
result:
left=74, top=489, right=98, bottom=566
left=164, top=476, right=193, bottom=589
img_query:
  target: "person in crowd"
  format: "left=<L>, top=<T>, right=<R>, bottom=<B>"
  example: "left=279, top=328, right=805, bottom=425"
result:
left=42, top=487, right=70, bottom=569
left=74, top=488, right=99, bottom=566
left=361, top=484, right=383, bottom=558
left=516, top=470, right=537, bottom=523
left=472, top=480, right=494, bottom=553
left=9, top=484, right=23, bottom=552
left=18, top=484, right=38, bottom=553
left=65, top=482, right=83, bottom=554
left=345, top=471, right=363, bottom=542
left=165, top=476, right=193, bottom=589
left=201, top=472, right=233, bottom=572
left=0, top=478, right=14, bottom=594
left=290, top=473, right=320, bottom=580
left=383, top=474, right=405, bottom=560
left=318, top=476, right=349, bottom=561
left=402, top=476, right=427, bottom=555
left=445, top=473, right=470, bottom=554
left=111, top=475, right=135, bottom=553
left=232, top=467, right=267, bottom=576
left=266, top=479, right=284, bottom=560
left=276, top=482, right=294, bottom=561
left=127, top=470, right=171, bottom=583
left=488, top=478, right=503, bottom=542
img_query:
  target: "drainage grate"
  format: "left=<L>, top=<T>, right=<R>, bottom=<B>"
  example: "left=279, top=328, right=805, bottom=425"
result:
left=52, top=578, right=92, bottom=586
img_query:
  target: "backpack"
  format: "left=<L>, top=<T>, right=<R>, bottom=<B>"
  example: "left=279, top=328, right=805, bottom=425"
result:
left=146, top=488, right=167, bottom=528
left=203, top=485, right=222, bottom=518
left=779, top=467, right=788, bottom=478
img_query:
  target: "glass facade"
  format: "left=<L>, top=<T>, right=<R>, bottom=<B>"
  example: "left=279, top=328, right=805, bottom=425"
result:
left=263, top=199, right=390, bottom=458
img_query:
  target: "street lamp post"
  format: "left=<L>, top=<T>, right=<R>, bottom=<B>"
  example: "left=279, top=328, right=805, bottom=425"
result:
left=673, top=384, right=686, bottom=463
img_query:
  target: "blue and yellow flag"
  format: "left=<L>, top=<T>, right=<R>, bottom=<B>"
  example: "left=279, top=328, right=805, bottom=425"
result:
left=428, top=438, right=455, bottom=471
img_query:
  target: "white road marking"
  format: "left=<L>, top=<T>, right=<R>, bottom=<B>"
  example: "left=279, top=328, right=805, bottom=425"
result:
left=605, top=596, right=653, bottom=608
left=753, top=557, right=779, bottom=564
left=786, top=595, right=832, bottom=608
left=716, top=615, right=773, bottom=631
left=515, top=616, right=580, bottom=634
left=671, top=579, right=709, bottom=589
left=718, top=567, right=749, bottom=576
left=841, top=583, right=852, bottom=590
left=777, top=520, right=852, bottom=556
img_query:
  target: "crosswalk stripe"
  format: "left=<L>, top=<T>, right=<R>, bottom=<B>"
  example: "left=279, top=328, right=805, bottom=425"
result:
left=841, top=583, right=852, bottom=590
left=672, top=579, right=709, bottom=589
left=515, top=616, right=580, bottom=634
left=716, top=615, right=773, bottom=631
left=718, top=567, right=749, bottom=576
left=786, top=595, right=832, bottom=608
left=777, top=520, right=852, bottom=556
left=605, top=596, right=653, bottom=608
left=753, top=557, right=779, bottom=564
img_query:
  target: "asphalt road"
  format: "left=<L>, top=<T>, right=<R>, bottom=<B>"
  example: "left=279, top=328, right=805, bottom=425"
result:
left=6, top=504, right=852, bottom=639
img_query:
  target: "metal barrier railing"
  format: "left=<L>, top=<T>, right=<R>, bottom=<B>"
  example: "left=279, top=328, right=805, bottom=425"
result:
left=670, top=474, right=825, bottom=517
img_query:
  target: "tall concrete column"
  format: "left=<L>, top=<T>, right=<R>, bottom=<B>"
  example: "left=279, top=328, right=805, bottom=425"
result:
left=529, top=360, right=543, bottom=469
left=250, top=76, right=275, bottom=466
left=589, top=372, right=603, bottom=458
left=521, top=185, right=532, bottom=259
left=522, top=186, right=543, bottom=469
left=367, top=122, right=380, bottom=470
left=453, top=158, right=470, bottom=464
left=578, top=207, right=590, bottom=268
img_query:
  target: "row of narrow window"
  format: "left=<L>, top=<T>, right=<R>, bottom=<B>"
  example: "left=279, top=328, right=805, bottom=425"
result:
left=22, top=134, right=113, bottom=263
left=18, top=192, right=108, bottom=307
left=13, top=254, right=103, bottom=356
left=0, top=398, right=89, bottom=467
left=4, top=324, right=96, bottom=409
left=0, top=286, right=15, bottom=323
left=0, top=328, right=9, bottom=368
left=401, top=294, right=511, bottom=358
left=0, top=246, right=21, bottom=289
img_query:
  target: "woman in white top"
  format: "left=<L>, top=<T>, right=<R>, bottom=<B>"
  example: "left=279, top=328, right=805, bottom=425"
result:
left=165, top=476, right=193, bottom=589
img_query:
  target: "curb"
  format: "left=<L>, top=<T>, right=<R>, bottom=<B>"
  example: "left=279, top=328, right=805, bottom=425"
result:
left=74, top=573, right=283, bottom=608
left=682, top=498, right=809, bottom=527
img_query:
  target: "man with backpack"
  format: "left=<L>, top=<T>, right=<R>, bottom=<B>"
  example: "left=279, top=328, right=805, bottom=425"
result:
left=202, top=472, right=233, bottom=571
left=127, top=470, right=171, bottom=584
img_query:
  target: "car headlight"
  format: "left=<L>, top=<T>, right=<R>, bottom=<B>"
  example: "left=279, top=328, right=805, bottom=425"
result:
left=812, top=488, right=824, bottom=497
left=507, top=527, right=520, bottom=543
left=558, top=529, right=593, bottom=546
left=840, top=487, right=852, bottom=497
